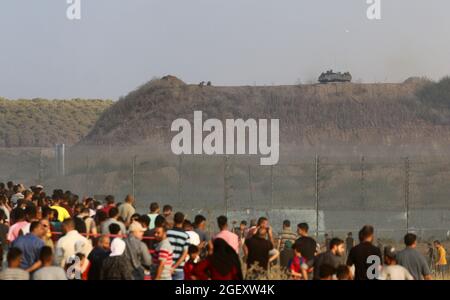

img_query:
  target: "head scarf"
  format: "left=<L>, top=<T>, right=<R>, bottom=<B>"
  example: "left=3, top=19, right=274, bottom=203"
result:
left=110, top=238, right=126, bottom=256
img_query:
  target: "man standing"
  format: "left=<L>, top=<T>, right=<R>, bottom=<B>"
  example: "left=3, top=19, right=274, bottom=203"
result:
left=434, top=240, right=447, bottom=275
left=118, top=195, right=135, bottom=227
left=55, top=218, right=93, bottom=267
left=278, top=220, right=297, bottom=267
left=124, top=222, right=153, bottom=280
left=379, top=246, right=414, bottom=280
left=147, top=202, right=160, bottom=230
left=244, top=227, right=277, bottom=278
left=11, top=221, right=46, bottom=272
left=167, top=212, right=190, bottom=280
left=214, top=215, right=239, bottom=254
left=0, top=248, right=29, bottom=280
left=152, top=225, right=174, bottom=280
left=293, top=223, right=317, bottom=274
left=87, top=235, right=111, bottom=280
left=313, top=238, right=346, bottom=280
left=345, top=232, right=354, bottom=257
left=396, top=233, right=432, bottom=280
left=194, top=214, right=211, bottom=258
left=101, top=207, right=126, bottom=235
left=346, top=225, right=382, bottom=280
left=32, top=246, right=68, bottom=280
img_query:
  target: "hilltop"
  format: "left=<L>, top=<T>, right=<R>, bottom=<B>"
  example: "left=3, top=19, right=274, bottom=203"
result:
left=0, top=98, right=113, bottom=147
left=82, top=75, right=450, bottom=151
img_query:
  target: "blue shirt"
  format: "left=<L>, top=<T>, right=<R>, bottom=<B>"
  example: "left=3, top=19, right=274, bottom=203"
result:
left=12, top=234, right=45, bottom=270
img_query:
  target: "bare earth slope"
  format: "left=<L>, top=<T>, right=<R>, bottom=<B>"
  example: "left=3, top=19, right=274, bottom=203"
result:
left=83, top=76, right=450, bottom=149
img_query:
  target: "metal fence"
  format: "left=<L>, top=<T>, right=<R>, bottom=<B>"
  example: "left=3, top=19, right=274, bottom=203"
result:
left=2, top=146, right=450, bottom=241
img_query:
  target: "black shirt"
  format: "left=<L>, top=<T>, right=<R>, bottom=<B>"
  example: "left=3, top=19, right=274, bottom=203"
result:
left=293, top=236, right=317, bottom=262
left=245, top=236, right=273, bottom=270
left=346, top=241, right=382, bottom=280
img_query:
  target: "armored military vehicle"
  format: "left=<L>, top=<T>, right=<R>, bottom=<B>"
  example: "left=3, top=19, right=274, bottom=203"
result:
left=318, top=70, right=352, bottom=83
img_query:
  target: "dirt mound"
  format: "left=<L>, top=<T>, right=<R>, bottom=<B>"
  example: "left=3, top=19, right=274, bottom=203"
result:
left=81, top=77, right=450, bottom=149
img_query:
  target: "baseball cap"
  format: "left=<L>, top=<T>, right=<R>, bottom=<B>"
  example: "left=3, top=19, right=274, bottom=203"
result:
left=129, top=221, right=145, bottom=232
left=384, top=245, right=397, bottom=259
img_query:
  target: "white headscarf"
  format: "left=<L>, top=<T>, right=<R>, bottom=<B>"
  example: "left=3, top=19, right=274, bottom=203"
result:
left=110, top=238, right=126, bottom=257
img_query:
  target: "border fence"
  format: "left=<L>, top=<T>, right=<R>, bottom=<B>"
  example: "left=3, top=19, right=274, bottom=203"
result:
left=2, top=146, right=450, bottom=241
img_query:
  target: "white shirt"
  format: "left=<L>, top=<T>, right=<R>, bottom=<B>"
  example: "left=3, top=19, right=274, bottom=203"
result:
left=379, top=264, right=414, bottom=280
left=55, top=230, right=93, bottom=267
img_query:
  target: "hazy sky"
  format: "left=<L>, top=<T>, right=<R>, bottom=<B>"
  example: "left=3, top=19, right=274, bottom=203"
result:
left=1, top=0, right=450, bottom=99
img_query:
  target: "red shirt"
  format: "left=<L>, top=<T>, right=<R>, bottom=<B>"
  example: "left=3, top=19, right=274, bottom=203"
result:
left=184, top=260, right=196, bottom=280
left=192, top=257, right=240, bottom=280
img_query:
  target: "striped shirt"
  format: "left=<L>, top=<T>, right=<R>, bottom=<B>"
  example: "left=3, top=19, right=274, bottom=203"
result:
left=167, top=227, right=190, bottom=271
left=152, top=238, right=174, bottom=280
left=0, top=268, right=30, bottom=280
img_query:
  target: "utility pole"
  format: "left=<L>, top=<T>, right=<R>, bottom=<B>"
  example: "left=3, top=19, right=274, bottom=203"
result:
left=404, top=157, right=410, bottom=233
left=315, top=155, right=320, bottom=238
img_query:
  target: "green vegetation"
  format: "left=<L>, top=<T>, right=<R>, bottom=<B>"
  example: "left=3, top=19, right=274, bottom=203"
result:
left=0, top=98, right=113, bottom=147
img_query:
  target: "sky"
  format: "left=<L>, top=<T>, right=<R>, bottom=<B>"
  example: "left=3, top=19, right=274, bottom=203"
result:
left=0, top=0, right=450, bottom=100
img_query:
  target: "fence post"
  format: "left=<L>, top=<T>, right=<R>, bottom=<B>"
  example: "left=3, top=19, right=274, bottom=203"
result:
left=132, top=155, right=136, bottom=200
left=224, top=156, right=229, bottom=217
left=248, top=165, right=253, bottom=210
left=178, top=156, right=182, bottom=206
left=85, top=155, right=89, bottom=196
left=404, top=157, right=410, bottom=233
left=315, top=155, right=320, bottom=238
left=270, top=164, right=274, bottom=207
left=361, top=155, right=365, bottom=206
left=39, top=148, right=44, bottom=184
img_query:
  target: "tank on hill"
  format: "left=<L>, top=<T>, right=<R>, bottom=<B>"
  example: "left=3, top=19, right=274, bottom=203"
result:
left=318, top=70, right=352, bottom=83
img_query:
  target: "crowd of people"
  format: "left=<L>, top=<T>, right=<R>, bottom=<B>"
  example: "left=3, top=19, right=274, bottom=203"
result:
left=0, top=181, right=448, bottom=280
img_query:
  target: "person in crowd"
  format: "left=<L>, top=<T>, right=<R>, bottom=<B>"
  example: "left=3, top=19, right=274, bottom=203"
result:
left=87, top=235, right=111, bottom=280
left=167, top=212, right=190, bottom=280
left=183, top=219, right=200, bottom=246
left=118, top=195, right=135, bottom=227
left=214, top=215, right=239, bottom=254
left=101, top=207, right=126, bottom=235
left=192, top=238, right=243, bottom=280
left=147, top=202, right=160, bottom=230
left=346, top=225, right=382, bottom=280
left=434, top=240, right=447, bottom=275
left=319, top=264, right=336, bottom=280
left=280, top=240, right=295, bottom=269
left=379, top=246, right=414, bottom=280
left=293, top=223, right=317, bottom=278
left=323, top=233, right=331, bottom=251
left=55, top=218, right=93, bottom=267
left=162, top=205, right=173, bottom=227
left=336, top=265, right=353, bottom=280
left=152, top=225, right=174, bottom=280
left=32, top=246, right=67, bottom=280
left=101, top=195, right=116, bottom=216
left=244, top=227, right=278, bottom=278
left=124, top=221, right=152, bottom=280
left=0, top=210, right=9, bottom=254
left=77, top=207, right=97, bottom=238
left=194, top=214, right=211, bottom=258
left=143, top=214, right=165, bottom=255
left=50, top=194, right=70, bottom=222
left=313, top=238, right=346, bottom=280
left=11, top=221, right=46, bottom=272
left=396, top=233, right=432, bottom=280
left=184, top=245, right=200, bottom=280
left=0, top=247, right=30, bottom=280
left=0, top=195, right=11, bottom=224
left=346, top=232, right=354, bottom=257
left=278, top=220, right=297, bottom=252
left=7, top=208, right=29, bottom=243
left=290, top=242, right=308, bottom=280
left=100, top=238, right=133, bottom=280
left=39, top=218, right=54, bottom=249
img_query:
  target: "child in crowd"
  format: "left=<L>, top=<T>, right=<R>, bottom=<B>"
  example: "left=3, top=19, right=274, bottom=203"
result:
left=184, top=245, right=200, bottom=280
left=290, top=244, right=309, bottom=280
